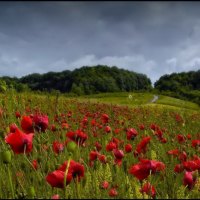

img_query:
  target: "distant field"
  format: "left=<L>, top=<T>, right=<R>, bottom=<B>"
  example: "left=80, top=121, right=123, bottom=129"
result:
left=77, top=92, right=200, bottom=111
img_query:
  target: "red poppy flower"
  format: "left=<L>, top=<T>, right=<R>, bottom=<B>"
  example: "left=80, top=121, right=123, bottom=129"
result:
left=108, top=188, right=118, bottom=197
left=51, top=194, right=60, bottom=199
left=150, top=124, right=157, bottom=131
left=46, top=170, right=72, bottom=188
left=91, top=119, right=96, bottom=126
left=5, top=128, right=34, bottom=154
left=105, top=126, right=111, bottom=133
left=32, top=159, right=38, bottom=170
left=67, top=111, right=72, bottom=118
left=98, top=154, right=107, bottom=164
left=187, top=134, right=191, bottom=140
left=134, top=136, right=151, bottom=156
left=111, top=137, right=121, bottom=147
left=114, top=128, right=121, bottom=134
left=81, top=117, right=88, bottom=126
left=140, top=182, right=156, bottom=198
left=101, top=114, right=109, bottom=124
left=9, top=123, right=18, bottom=133
left=183, top=171, right=197, bottom=190
left=129, top=159, right=165, bottom=181
left=106, top=142, right=117, bottom=152
left=58, top=160, right=85, bottom=181
left=101, top=181, right=109, bottom=189
left=139, top=124, right=145, bottom=130
left=94, top=141, right=102, bottom=152
left=179, top=151, right=187, bottom=162
left=177, top=134, right=185, bottom=143
left=89, top=151, right=99, bottom=161
left=33, top=114, right=49, bottom=132
left=192, top=140, right=200, bottom=148
left=126, top=128, right=138, bottom=140
left=113, top=149, right=124, bottom=159
left=155, top=129, right=163, bottom=139
left=175, top=114, right=183, bottom=123
left=53, top=141, right=64, bottom=154
left=174, top=164, right=184, bottom=173
left=160, top=138, right=167, bottom=143
left=21, top=116, right=34, bottom=133
left=62, top=123, right=69, bottom=130
left=167, top=149, right=179, bottom=157
left=66, top=130, right=88, bottom=146
left=183, top=160, right=200, bottom=172
left=51, top=124, right=57, bottom=132
left=113, top=149, right=124, bottom=166
left=15, top=111, right=21, bottom=118
left=125, top=144, right=132, bottom=153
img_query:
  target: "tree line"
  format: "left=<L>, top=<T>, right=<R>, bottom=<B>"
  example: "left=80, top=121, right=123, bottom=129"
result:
left=0, top=65, right=152, bottom=95
left=0, top=65, right=199, bottom=105
left=154, top=70, right=200, bottom=105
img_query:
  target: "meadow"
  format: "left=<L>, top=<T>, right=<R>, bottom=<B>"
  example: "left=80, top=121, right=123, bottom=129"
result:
left=0, top=90, right=200, bottom=199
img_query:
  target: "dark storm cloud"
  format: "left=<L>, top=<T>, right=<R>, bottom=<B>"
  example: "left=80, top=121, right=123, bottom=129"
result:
left=0, top=1, right=200, bottom=83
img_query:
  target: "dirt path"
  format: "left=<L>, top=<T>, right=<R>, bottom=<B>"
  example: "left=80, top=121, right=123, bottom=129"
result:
left=150, top=95, right=159, bottom=103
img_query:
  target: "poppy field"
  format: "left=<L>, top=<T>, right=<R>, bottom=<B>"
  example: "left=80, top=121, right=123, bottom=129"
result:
left=0, top=91, right=200, bottom=199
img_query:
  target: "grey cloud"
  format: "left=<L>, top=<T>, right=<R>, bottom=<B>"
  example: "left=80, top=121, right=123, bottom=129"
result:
left=0, top=2, right=200, bottom=84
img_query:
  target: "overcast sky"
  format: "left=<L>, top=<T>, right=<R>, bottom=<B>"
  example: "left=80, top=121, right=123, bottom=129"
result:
left=0, top=1, right=200, bottom=84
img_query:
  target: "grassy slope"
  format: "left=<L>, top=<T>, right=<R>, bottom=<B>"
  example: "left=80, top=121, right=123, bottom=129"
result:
left=76, top=92, right=200, bottom=111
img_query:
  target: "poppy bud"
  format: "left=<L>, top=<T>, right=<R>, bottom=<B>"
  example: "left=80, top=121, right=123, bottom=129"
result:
left=2, top=150, right=12, bottom=164
left=27, top=186, right=35, bottom=198
left=67, top=141, right=77, bottom=153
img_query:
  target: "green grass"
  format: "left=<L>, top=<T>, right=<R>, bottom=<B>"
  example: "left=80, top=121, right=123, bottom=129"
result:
left=75, top=92, right=200, bottom=111
left=155, top=95, right=200, bottom=110
left=78, top=92, right=154, bottom=106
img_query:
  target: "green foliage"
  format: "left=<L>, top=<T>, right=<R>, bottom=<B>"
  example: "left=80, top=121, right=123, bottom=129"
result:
left=0, top=80, right=7, bottom=93
left=1, top=65, right=152, bottom=95
left=154, top=70, right=200, bottom=106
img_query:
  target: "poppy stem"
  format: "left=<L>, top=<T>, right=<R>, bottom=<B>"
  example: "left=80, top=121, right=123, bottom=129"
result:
left=7, top=164, right=15, bottom=199
left=76, top=176, right=80, bottom=199
left=64, top=158, right=71, bottom=198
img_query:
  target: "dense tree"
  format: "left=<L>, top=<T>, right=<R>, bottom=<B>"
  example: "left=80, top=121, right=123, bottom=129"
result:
left=12, top=65, right=151, bottom=94
left=155, top=70, right=200, bottom=105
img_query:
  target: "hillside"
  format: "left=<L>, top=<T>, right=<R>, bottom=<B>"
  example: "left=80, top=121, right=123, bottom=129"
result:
left=155, top=70, right=200, bottom=105
left=76, top=92, right=200, bottom=111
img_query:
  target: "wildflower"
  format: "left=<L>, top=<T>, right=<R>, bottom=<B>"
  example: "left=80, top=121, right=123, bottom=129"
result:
left=89, top=151, right=99, bottom=161
left=108, top=188, right=118, bottom=197
left=192, top=140, right=200, bottom=148
left=140, top=182, right=156, bottom=198
left=183, top=171, right=197, bottom=190
left=101, top=114, right=109, bottom=124
left=32, top=160, right=38, bottom=170
left=101, top=181, right=109, bottom=189
left=21, top=116, right=34, bottom=133
left=134, top=136, right=151, bottom=157
left=129, top=159, right=165, bottom=181
left=5, top=127, right=34, bottom=154
left=51, top=194, right=60, bottom=199
left=66, top=130, right=88, bottom=146
left=33, top=114, right=49, bottom=132
left=113, top=149, right=124, bottom=166
left=126, top=128, right=138, bottom=140
left=125, top=144, right=132, bottom=153
left=53, top=141, right=64, bottom=154
left=46, top=170, right=72, bottom=188
left=105, top=126, right=111, bottom=133
left=106, top=142, right=117, bottom=152
left=58, top=160, right=85, bottom=181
